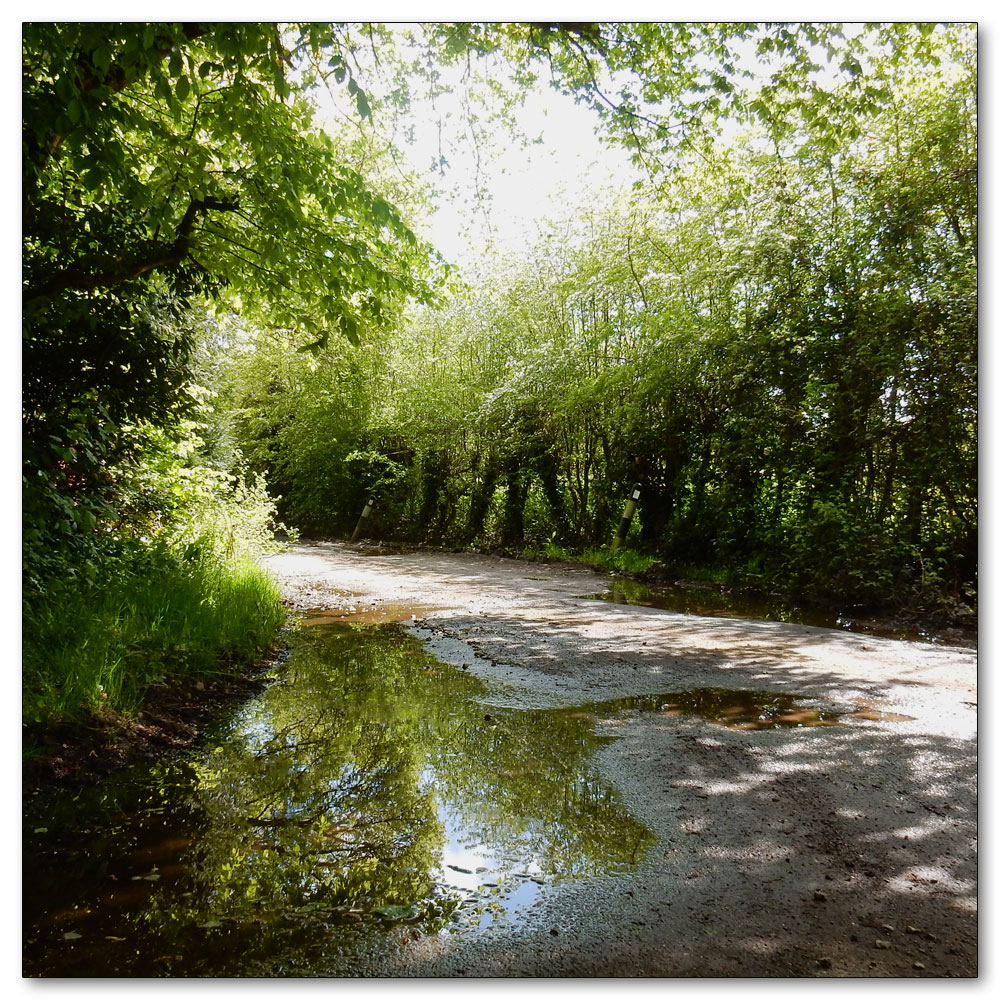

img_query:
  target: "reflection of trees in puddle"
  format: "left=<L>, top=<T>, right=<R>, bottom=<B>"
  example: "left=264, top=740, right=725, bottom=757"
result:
left=424, top=707, right=649, bottom=880
left=188, top=625, right=652, bottom=922
left=186, top=623, right=653, bottom=959
left=25, top=624, right=652, bottom=976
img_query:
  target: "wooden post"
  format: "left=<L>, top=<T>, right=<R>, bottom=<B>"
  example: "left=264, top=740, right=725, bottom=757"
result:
left=351, top=497, right=375, bottom=541
left=612, top=483, right=641, bottom=550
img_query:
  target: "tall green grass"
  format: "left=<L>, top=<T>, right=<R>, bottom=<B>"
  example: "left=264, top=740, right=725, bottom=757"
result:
left=536, top=542, right=659, bottom=575
left=23, top=543, right=285, bottom=725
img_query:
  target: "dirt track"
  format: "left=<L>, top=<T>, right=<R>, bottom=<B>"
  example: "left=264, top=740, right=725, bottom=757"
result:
left=263, top=541, right=978, bottom=978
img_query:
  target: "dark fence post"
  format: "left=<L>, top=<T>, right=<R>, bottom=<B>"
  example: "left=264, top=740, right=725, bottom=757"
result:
left=612, top=483, right=641, bottom=551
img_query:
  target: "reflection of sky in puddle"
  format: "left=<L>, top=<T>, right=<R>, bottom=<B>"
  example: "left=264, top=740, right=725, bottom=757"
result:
left=422, top=770, right=545, bottom=930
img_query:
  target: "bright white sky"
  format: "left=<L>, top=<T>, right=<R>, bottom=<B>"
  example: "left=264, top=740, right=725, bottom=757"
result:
left=409, top=82, right=643, bottom=266
left=348, top=20, right=834, bottom=267
left=313, top=23, right=647, bottom=268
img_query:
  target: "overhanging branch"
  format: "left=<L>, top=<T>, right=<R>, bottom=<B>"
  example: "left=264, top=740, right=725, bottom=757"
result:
left=30, top=23, right=210, bottom=165
left=24, top=197, right=239, bottom=302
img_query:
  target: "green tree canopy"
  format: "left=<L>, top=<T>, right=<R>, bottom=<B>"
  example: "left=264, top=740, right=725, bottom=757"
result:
left=22, top=22, right=442, bottom=589
left=22, top=20, right=977, bottom=616
left=23, top=22, right=440, bottom=344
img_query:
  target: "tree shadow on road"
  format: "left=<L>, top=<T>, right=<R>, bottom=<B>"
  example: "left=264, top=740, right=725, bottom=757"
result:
left=399, top=607, right=977, bottom=977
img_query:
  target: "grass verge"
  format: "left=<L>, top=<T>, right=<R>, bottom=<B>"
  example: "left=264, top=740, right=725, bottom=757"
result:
left=23, top=543, right=285, bottom=727
left=532, top=542, right=660, bottom=575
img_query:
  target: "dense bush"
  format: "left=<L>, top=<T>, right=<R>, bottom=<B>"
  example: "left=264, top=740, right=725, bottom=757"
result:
left=23, top=412, right=293, bottom=724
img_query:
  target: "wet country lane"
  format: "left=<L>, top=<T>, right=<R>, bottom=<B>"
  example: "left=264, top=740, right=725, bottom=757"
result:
left=23, top=621, right=651, bottom=976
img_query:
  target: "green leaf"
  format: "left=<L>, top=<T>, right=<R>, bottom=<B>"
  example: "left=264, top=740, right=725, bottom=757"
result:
left=374, top=904, right=420, bottom=921
left=55, top=74, right=76, bottom=104
left=372, top=198, right=390, bottom=225
left=92, top=43, right=112, bottom=76
left=340, top=315, right=360, bottom=344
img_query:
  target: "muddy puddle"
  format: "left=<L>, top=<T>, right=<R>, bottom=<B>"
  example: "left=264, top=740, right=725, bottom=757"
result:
left=23, top=623, right=653, bottom=977
left=579, top=689, right=913, bottom=730
left=299, top=603, right=446, bottom=626
left=578, top=578, right=977, bottom=649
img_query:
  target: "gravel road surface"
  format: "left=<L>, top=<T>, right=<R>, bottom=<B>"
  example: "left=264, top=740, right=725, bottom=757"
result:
left=263, top=541, right=978, bottom=978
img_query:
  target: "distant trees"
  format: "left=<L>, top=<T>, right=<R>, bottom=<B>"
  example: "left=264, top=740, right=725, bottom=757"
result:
left=222, top=24, right=976, bottom=613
